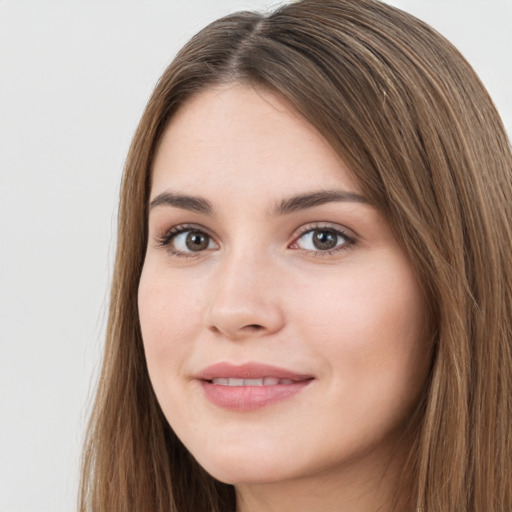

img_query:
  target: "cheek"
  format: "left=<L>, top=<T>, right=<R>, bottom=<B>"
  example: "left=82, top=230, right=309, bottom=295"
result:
left=291, top=258, right=429, bottom=404
left=138, top=265, right=201, bottom=375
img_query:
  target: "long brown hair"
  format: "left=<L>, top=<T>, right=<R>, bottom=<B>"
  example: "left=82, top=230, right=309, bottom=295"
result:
left=79, top=0, right=512, bottom=510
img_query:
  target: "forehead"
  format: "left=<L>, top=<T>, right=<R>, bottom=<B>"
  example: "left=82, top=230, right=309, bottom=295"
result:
left=150, top=84, right=360, bottom=202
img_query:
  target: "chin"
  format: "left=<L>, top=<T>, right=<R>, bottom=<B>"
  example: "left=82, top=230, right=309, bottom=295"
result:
left=205, top=464, right=289, bottom=486
left=191, top=444, right=297, bottom=486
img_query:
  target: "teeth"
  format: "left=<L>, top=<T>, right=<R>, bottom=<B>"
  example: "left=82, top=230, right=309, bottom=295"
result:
left=210, top=377, right=294, bottom=386
left=211, top=377, right=229, bottom=385
left=245, top=378, right=263, bottom=386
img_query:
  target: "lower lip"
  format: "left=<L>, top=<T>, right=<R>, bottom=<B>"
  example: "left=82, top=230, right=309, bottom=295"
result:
left=201, top=380, right=312, bottom=411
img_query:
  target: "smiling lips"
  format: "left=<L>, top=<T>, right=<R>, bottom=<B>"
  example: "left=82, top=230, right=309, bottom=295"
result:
left=197, top=362, right=314, bottom=411
left=211, top=377, right=295, bottom=386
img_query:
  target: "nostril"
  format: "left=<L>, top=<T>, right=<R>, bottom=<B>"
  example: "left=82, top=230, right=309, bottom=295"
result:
left=208, top=324, right=263, bottom=335
left=245, top=324, right=264, bottom=331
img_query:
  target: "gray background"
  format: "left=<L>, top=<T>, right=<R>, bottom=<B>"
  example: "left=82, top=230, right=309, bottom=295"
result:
left=0, top=1, right=510, bottom=511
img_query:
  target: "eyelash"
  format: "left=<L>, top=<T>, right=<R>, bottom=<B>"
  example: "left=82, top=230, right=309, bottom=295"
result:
left=156, top=224, right=210, bottom=259
left=156, top=223, right=356, bottom=259
left=292, top=223, right=356, bottom=258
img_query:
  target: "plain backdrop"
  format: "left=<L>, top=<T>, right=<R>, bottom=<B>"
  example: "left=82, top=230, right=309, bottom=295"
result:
left=0, top=1, right=510, bottom=511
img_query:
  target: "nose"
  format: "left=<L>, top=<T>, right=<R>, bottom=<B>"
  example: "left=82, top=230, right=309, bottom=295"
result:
left=204, top=250, right=285, bottom=340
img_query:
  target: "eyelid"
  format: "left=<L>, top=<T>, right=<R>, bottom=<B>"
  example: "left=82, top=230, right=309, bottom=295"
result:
left=154, top=221, right=357, bottom=258
left=289, top=222, right=357, bottom=255
left=155, top=223, right=219, bottom=258
left=292, top=222, right=356, bottom=240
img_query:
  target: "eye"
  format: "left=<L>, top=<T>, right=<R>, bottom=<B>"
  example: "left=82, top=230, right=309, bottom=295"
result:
left=157, top=225, right=218, bottom=257
left=173, top=230, right=214, bottom=252
left=291, top=226, right=354, bottom=254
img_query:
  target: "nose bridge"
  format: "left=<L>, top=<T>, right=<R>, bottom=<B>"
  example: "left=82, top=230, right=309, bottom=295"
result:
left=205, top=241, right=284, bottom=338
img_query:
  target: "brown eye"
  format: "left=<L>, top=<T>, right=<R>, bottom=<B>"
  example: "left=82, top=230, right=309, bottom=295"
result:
left=185, top=231, right=210, bottom=251
left=311, top=229, right=338, bottom=250
left=163, top=228, right=218, bottom=255
left=293, top=227, right=352, bottom=253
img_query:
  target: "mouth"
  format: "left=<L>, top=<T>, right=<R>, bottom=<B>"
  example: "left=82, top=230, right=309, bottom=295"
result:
left=209, top=377, right=296, bottom=386
left=196, top=362, right=314, bottom=411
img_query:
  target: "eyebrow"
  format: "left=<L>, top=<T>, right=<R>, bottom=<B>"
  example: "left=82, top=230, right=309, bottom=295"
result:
left=149, top=189, right=369, bottom=216
left=150, top=192, right=214, bottom=215
left=271, top=190, right=369, bottom=215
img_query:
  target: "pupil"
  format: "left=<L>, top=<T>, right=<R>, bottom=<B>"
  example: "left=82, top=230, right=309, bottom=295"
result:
left=313, top=230, right=337, bottom=250
left=186, top=232, right=209, bottom=251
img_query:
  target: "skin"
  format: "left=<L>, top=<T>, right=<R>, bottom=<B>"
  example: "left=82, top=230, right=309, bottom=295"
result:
left=138, top=83, right=431, bottom=512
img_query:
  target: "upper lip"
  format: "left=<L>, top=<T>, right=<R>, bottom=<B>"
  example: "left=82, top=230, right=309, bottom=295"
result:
left=196, top=362, right=313, bottom=382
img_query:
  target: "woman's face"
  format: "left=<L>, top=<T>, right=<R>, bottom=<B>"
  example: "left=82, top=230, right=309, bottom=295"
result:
left=139, top=84, right=430, bottom=489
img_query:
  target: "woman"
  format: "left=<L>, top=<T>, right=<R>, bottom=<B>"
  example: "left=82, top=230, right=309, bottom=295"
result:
left=79, top=0, right=512, bottom=510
